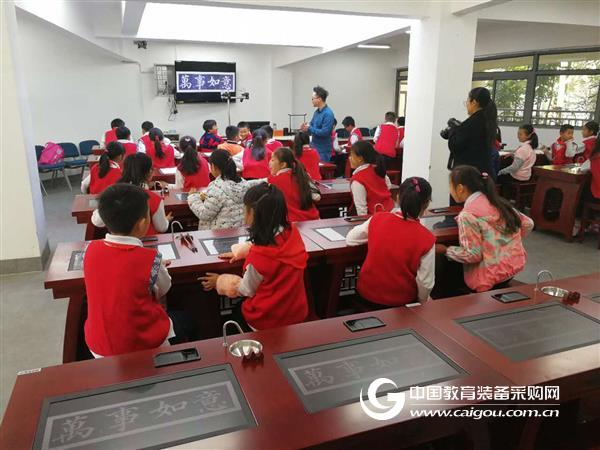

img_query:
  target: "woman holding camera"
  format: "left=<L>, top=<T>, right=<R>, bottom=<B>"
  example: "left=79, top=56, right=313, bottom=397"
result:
left=446, top=87, right=497, bottom=179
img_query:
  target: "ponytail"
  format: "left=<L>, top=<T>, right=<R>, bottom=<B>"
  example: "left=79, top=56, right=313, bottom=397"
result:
left=99, top=141, right=124, bottom=179
left=118, top=153, right=153, bottom=187
left=149, top=127, right=165, bottom=159
left=293, top=131, right=310, bottom=158
left=273, top=147, right=314, bottom=210
left=350, top=141, right=387, bottom=178
left=178, top=135, right=200, bottom=175
left=209, top=149, right=241, bottom=182
left=468, top=87, right=498, bottom=149
left=450, top=165, right=521, bottom=234
left=519, top=124, right=538, bottom=149
left=250, top=129, right=268, bottom=161
left=399, top=177, right=432, bottom=220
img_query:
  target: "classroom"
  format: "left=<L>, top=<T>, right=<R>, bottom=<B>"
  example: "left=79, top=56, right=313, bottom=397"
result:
left=1, top=0, right=599, bottom=448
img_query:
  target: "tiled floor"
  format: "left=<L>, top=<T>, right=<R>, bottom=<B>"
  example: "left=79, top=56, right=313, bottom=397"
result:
left=1, top=177, right=598, bottom=419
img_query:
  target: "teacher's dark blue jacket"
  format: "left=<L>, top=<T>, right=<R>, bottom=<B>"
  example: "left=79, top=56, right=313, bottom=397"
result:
left=309, top=105, right=335, bottom=161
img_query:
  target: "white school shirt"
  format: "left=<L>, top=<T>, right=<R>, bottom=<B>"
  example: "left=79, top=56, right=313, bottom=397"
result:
left=350, top=163, right=392, bottom=216
left=345, top=211, right=435, bottom=302
left=89, top=233, right=175, bottom=358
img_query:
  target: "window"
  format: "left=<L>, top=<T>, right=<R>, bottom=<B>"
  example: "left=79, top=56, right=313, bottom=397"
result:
left=538, top=51, right=600, bottom=71
left=471, top=79, right=527, bottom=123
left=473, top=56, right=533, bottom=72
left=533, top=74, right=600, bottom=126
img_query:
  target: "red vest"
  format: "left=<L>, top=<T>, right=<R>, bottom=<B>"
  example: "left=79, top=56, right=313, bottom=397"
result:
left=145, top=189, right=162, bottom=236
left=122, top=141, right=137, bottom=158
left=350, top=127, right=364, bottom=143
left=265, top=139, right=282, bottom=153
left=357, top=213, right=435, bottom=306
left=268, top=171, right=320, bottom=222
left=104, top=128, right=117, bottom=145
left=179, top=156, right=210, bottom=190
left=591, top=154, right=600, bottom=199
left=582, top=137, right=597, bottom=162
left=146, top=142, right=176, bottom=168
left=242, top=226, right=308, bottom=329
left=140, top=134, right=152, bottom=152
left=297, top=146, right=322, bottom=180
left=375, top=124, right=400, bottom=158
left=242, top=147, right=272, bottom=179
left=84, top=240, right=170, bottom=356
left=351, top=165, right=394, bottom=214
left=551, top=138, right=571, bottom=165
left=89, top=163, right=122, bottom=195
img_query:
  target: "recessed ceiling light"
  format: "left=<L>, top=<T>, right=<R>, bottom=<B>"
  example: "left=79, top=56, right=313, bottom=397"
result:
left=357, top=44, right=391, bottom=49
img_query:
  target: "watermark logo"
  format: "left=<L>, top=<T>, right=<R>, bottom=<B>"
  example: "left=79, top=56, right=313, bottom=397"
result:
left=359, top=378, right=405, bottom=421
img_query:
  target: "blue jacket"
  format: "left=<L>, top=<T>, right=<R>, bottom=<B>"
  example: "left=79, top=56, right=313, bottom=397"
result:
left=308, top=105, right=335, bottom=161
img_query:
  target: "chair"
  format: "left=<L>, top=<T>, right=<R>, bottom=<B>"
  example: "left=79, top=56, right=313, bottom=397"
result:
left=501, top=178, right=537, bottom=211
left=370, top=127, right=377, bottom=137
left=335, top=128, right=349, bottom=139
left=358, top=127, right=370, bottom=137
left=59, top=142, right=87, bottom=177
left=36, top=145, right=71, bottom=193
left=79, top=140, right=99, bottom=156
left=577, top=200, right=600, bottom=249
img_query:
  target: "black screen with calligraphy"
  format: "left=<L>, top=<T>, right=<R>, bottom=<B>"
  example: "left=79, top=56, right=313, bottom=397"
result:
left=457, top=302, right=600, bottom=362
left=33, top=365, right=255, bottom=450
left=274, top=329, right=465, bottom=413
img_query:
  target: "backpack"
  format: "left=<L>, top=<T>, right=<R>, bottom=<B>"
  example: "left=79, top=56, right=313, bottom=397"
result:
left=39, top=142, right=64, bottom=165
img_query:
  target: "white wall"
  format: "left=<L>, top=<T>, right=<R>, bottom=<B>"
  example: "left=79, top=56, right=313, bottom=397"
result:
left=288, top=48, right=408, bottom=129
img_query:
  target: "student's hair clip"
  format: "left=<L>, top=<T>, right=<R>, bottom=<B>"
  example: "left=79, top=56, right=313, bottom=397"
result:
left=481, top=172, right=489, bottom=179
left=412, top=177, right=420, bottom=193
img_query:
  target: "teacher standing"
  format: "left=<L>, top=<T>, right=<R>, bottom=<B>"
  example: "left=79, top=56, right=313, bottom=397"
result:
left=302, top=86, right=335, bottom=162
left=447, top=87, right=497, bottom=178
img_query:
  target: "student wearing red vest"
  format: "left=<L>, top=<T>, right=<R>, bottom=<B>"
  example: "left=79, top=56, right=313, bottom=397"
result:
left=349, top=141, right=394, bottom=215
left=137, top=121, right=154, bottom=153
left=342, top=116, right=364, bottom=148
left=542, top=124, right=578, bottom=165
left=582, top=137, right=600, bottom=202
left=101, top=118, right=124, bottom=147
left=145, top=127, right=176, bottom=169
left=238, top=121, right=252, bottom=148
left=374, top=111, right=400, bottom=160
left=81, top=141, right=124, bottom=194
left=268, top=147, right=320, bottom=222
left=170, top=136, right=210, bottom=190
left=262, top=125, right=283, bottom=153
left=580, top=121, right=599, bottom=162
left=115, top=126, right=138, bottom=158
left=293, top=131, right=321, bottom=180
left=347, top=177, right=435, bottom=307
left=396, top=116, right=405, bottom=149
left=85, top=184, right=197, bottom=357
left=200, top=183, right=308, bottom=331
left=242, top=129, right=272, bottom=179
left=91, top=153, right=172, bottom=236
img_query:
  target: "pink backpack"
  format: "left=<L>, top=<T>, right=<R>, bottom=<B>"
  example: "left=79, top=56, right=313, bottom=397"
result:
left=39, top=142, right=64, bottom=165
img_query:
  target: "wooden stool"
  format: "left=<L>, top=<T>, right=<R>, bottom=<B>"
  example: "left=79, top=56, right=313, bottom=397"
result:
left=503, top=179, right=537, bottom=211
left=577, top=200, right=600, bottom=248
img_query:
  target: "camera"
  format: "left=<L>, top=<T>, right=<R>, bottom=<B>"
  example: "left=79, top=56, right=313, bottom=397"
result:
left=440, top=118, right=462, bottom=140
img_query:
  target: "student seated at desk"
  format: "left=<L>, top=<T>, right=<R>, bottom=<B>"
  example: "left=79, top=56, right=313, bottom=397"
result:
left=349, top=141, right=394, bottom=215
left=269, top=147, right=320, bottom=222
left=396, top=116, right=405, bottom=149
left=242, top=129, right=272, bottom=179
left=199, top=119, right=223, bottom=151
left=346, top=177, right=435, bottom=308
left=200, top=183, right=308, bottom=331
left=101, top=117, right=124, bottom=147
left=581, top=137, right=600, bottom=203
left=81, top=141, right=124, bottom=194
left=262, top=125, right=283, bottom=153
left=144, top=127, right=177, bottom=169
left=188, top=149, right=261, bottom=230
left=497, top=124, right=538, bottom=182
left=170, top=136, right=210, bottom=190
left=293, top=131, right=321, bottom=180
left=92, top=153, right=172, bottom=235
left=137, top=120, right=153, bottom=153
left=85, top=184, right=194, bottom=358
left=579, top=121, right=599, bottom=162
left=541, top=124, right=579, bottom=165
left=218, top=125, right=244, bottom=170
left=237, top=121, right=252, bottom=148
left=115, top=126, right=138, bottom=158
left=437, top=165, right=534, bottom=292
